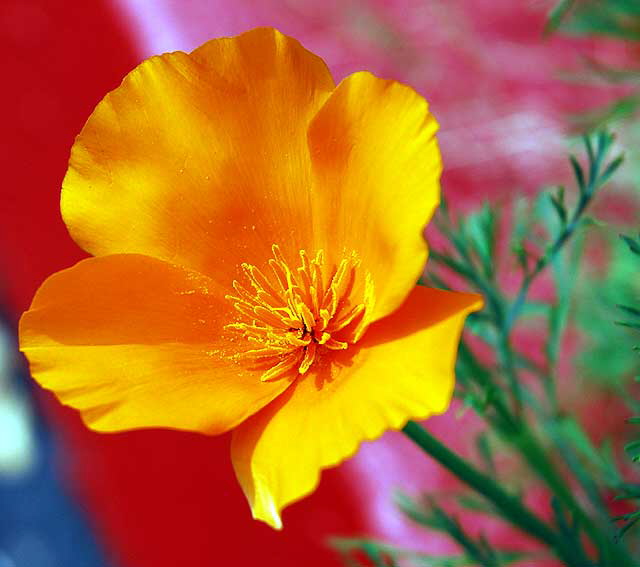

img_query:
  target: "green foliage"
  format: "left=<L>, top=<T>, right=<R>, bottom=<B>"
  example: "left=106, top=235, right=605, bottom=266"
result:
left=614, top=232, right=640, bottom=536
left=547, top=0, right=640, bottom=40
left=334, top=132, right=639, bottom=566
left=547, top=0, right=640, bottom=130
left=577, top=96, right=640, bottom=132
left=332, top=537, right=535, bottom=567
left=575, top=231, right=639, bottom=386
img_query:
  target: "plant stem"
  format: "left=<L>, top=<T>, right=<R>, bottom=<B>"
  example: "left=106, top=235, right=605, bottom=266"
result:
left=402, top=421, right=595, bottom=567
left=496, top=328, right=523, bottom=415
left=511, top=426, right=635, bottom=566
left=505, top=132, right=618, bottom=332
left=505, top=194, right=592, bottom=333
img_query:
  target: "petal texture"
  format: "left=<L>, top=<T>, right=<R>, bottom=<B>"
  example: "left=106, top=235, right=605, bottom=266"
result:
left=231, top=286, right=482, bottom=528
left=19, top=254, right=289, bottom=433
left=62, top=28, right=334, bottom=286
left=308, top=71, right=442, bottom=321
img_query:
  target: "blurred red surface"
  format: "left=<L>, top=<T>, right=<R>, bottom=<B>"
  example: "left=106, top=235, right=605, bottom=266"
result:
left=2, top=1, right=636, bottom=566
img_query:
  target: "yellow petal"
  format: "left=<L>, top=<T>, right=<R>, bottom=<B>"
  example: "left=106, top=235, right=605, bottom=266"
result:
left=308, top=71, right=442, bottom=321
left=19, top=254, right=290, bottom=433
left=62, top=28, right=334, bottom=286
left=231, top=286, right=482, bottom=528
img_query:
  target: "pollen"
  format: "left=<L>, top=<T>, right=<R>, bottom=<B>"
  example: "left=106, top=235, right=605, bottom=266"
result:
left=225, top=244, right=375, bottom=382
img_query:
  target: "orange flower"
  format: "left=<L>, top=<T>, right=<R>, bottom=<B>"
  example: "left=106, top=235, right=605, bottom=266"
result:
left=19, top=28, right=482, bottom=528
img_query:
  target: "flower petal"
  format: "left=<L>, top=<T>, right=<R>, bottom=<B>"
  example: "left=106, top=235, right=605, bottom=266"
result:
left=19, top=254, right=290, bottom=433
left=308, top=71, right=442, bottom=321
left=62, top=28, right=334, bottom=285
left=230, top=286, right=482, bottom=528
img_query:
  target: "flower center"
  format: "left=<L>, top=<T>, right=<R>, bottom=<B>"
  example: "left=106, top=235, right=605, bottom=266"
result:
left=225, top=244, right=374, bottom=382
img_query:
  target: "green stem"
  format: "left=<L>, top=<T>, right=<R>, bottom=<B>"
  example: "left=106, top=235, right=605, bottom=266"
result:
left=505, top=198, right=591, bottom=333
left=401, top=421, right=594, bottom=567
left=496, top=329, right=523, bottom=415
left=511, top=427, right=635, bottom=567
left=504, top=135, right=616, bottom=332
left=486, top=371, right=633, bottom=564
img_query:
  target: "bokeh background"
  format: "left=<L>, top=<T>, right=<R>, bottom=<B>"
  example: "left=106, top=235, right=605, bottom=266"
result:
left=1, top=1, right=638, bottom=566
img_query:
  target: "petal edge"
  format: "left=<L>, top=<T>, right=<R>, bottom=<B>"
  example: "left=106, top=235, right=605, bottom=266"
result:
left=231, top=286, right=483, bottom=527
left=20, top=254, right=290, bottom=434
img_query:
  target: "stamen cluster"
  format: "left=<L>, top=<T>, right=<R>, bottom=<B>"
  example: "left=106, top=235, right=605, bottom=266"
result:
left=226, top=245, right=374, bottom=381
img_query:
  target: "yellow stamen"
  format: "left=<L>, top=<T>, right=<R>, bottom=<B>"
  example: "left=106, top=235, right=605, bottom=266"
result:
left=225, top=246, right=375, bottom=380
left=260, top=352, right=302, bottom=382
left=298, top=342, right=317, bottom=374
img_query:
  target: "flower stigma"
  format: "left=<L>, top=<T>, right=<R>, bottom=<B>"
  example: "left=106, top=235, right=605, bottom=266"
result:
left=225, top=244, right=375, bottom=382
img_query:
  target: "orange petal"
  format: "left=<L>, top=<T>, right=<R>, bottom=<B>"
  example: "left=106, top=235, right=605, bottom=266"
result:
left=19, top=254, right=290, bottom=433
left=231, top=286, right=482, bottom=528
left=62, top=28, right=334, bottom=286
left=308, top=71, right=441, bottom=321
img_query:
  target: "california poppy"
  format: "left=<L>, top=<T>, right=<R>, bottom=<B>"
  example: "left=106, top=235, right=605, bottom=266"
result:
left=19, top=27, right=482, bottom=528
